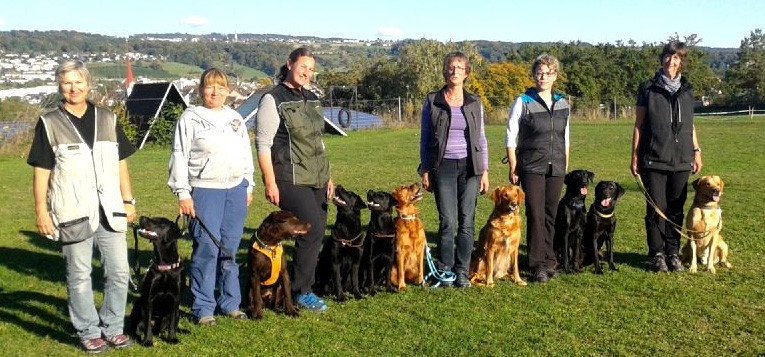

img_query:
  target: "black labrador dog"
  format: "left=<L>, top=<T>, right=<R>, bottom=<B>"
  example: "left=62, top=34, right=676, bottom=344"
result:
left=314, top=185, right=367, bottom=301
left=583, top=181, right=625, bottom=274
left=129, top=216, right=183, bottom=346
left=246, top=210, right=310, bottom=319
left=554, top=170, right=595, bottom=273
left=360, top=190, right=397, bottom=294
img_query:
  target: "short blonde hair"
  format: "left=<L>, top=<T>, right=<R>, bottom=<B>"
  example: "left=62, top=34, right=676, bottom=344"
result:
left=55, top=60, right=92, bottom=94
left=199, top=68, right=229, bottom=91
left=531, top=54, right=560, bottom=77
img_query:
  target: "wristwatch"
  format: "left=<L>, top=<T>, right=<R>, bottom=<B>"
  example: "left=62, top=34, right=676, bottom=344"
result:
left=123, top=198, right=136, bottom=205
left=693, top=147, right=702, bottom=153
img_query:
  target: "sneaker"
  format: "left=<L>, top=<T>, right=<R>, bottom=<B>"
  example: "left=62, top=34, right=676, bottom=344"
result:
left=80, top=337, right=108, bottom=354
left=227, top=310, right=247, bottom=320
left=666, top=254, right=686, bottom=272
left=532, top=269, right=549, bottom=283
left=651, top=253, right=669, bottom=273
left=454, top=274, right=471, bottom=288
left=105, top=334, right=134, bottom=349
left=295, top=293, right=328, bottom=312
left=197, top=316, right=217, bottom=326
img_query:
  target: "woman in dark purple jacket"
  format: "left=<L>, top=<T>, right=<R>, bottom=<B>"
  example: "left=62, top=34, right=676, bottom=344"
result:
left=420, top=51, right=489, bottom=288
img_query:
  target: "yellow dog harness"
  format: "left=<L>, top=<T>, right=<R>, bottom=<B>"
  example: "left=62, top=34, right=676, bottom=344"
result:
left=252, top=241, right=283, bottom=286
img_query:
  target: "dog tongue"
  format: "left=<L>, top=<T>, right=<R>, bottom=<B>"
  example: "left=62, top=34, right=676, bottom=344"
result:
left=601, top=198, right=612, bottom=207
left=713, top=195, right=720, bottom=202
left=580, top=187, right=587, bottom=195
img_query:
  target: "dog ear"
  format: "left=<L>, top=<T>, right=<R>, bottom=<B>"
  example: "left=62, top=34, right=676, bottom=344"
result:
left=517, top=186, right=525, bottom=204
left=354, top=193, right=367, bottom=210
left=692, top=178, right=702, bottom=191
left=616, top=183, right=626, bottom=200
left=717, top=176, right=724, bottom=194
left=489, top=187, right=499, bottom=203
left=588, top=171, right=595, bottom=183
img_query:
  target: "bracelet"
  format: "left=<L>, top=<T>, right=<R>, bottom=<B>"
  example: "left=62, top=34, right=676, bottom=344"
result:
left=693, top=147, right=702, bottom=153
left=123, top=198, right=136, bottom=205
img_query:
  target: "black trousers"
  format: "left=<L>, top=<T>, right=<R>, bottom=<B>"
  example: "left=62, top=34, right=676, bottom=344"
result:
left=642, top=169, right=690, bottom=257
left=276, top=181, right=328, bottom=295
left=520, top=166, right=564, bottom=272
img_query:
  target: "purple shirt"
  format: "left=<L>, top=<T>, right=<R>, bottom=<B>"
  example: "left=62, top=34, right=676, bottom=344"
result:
left=443, top=106, right=468, bottom=159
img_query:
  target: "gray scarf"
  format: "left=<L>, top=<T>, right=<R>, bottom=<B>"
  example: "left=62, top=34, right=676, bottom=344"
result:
left=658, top=69, right=682, bottom=94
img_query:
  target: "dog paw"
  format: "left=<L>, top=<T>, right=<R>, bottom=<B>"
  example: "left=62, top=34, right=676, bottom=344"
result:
left=142, top=340, right=154, bottom=347
left=709, top=266, right=716, bottom=274
left=286, top=310, right=299, bottom=318
left=689, top=266, right=697, bottom=273
left=168, top=338, right=179, bottom=345
left=595, top=269, right=604, bottom=275
left=486, top=281, right=495, bottom=288
left=515, top=279, right=527, bottom=287
left=722, top=261, right=732, bottom=268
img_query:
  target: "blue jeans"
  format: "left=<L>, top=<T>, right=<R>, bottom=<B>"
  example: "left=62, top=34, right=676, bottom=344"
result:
left=432, top=158, right=479, bottom=276
left=189, top=179, right=248, bottom=319
left=62, top=223, right=130, bottom=341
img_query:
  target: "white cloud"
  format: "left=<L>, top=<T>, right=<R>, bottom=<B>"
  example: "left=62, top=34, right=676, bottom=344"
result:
left=377, top=26, right=403, bottom=38
left=180, top=15, right=209, bottom=27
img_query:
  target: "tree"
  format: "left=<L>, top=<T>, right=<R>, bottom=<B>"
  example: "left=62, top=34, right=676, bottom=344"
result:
left=475, top=61, right=534, bottom=111
left=723, top=29, right=765, bottom=107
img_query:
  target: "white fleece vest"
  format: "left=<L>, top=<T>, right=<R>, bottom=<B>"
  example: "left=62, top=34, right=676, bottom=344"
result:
left=41, top=106, right=127, bottom=235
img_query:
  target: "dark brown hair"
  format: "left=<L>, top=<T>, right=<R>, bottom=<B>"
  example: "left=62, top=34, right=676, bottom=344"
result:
left=441, top=51, right=471, bottom=83
left=659, top=41, right=688, bottom=66
left=277, top=47, right=314, bottom=82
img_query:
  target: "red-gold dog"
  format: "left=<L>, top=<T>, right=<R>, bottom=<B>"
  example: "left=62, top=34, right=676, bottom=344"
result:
left=681, top=175, right=730, bottom=274
left=470, top=185, right=526, bottom=287
left=390, top=183, right=426, bottom=290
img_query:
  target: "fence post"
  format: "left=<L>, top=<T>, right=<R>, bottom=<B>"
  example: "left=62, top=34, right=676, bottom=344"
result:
left=398, top=97, right=402, bottom=122
left=613, top=97, right=617, bottom=120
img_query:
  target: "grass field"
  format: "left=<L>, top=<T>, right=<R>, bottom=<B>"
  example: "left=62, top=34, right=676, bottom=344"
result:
left=0, top=117, right=763, bottom=356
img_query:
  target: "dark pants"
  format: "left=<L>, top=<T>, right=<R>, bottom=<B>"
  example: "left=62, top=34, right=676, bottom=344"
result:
left=277, top=181, right=328, bottom=295
left=520, top=166, right=564, bottom=272
left=642, top=169, right=690, bottom=257
left=432, top=158, right=480, bottom=276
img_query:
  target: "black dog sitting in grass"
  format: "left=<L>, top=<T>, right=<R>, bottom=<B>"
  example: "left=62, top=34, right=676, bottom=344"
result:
left=314, top=185, right=367, bottom=301
left=129, top=216, right=183, bottom=346
left=554, top=170, right=595, bottom=273
left=360, top=190, right=397, bottom=294
left=583, top=181, right=625, bottom=274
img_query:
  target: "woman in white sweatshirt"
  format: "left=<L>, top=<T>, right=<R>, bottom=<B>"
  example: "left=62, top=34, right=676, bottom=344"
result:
left=168, top=68, right=255, bottom=325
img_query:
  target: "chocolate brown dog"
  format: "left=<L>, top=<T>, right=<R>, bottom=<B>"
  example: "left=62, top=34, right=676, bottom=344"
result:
left=247, top=210, right=310, bottom=319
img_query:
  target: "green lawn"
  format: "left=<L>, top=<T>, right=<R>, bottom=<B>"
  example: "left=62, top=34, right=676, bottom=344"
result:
left=0, top=118, right=763, bottom=356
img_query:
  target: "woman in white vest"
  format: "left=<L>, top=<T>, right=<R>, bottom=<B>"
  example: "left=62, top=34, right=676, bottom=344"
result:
left=27, top=60, right=137, bottom=353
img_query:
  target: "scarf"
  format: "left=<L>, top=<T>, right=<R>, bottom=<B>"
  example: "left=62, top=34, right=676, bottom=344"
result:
left=658, top=69, right=682, bottom=94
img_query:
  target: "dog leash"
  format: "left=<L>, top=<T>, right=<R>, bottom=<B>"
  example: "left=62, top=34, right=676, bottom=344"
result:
left=129, top=224, right=141, bottom=291
left=423, top=245, right=456, bottom=288
left=192, top=214, right=236, bottom=261
left=633, top=174, right=719, bottom=242
left=333, top=231, right=365, bottom=248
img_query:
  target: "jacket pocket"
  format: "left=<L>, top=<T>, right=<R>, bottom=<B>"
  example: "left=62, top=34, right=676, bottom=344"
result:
left=58, top=216, right=91, bottom=244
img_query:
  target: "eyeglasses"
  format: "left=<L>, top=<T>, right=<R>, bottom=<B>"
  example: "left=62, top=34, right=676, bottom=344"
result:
left=448, top=66, right=466, bottom=73
left=203, top=85, right=229, bottom=93
left=535, top=71, right=557, bottom=78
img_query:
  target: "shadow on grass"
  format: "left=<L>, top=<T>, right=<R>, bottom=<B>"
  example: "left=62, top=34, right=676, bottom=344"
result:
left=0, top=246, right=67, bottom=283
left=613, top=251, right=651, bottom=271
left=18, top=230, right=59, bottom=253
left=0, top=288, right=72, bottom=344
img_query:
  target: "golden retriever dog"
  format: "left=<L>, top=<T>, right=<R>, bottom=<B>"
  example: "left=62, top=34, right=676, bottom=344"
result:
left=470, top=185, right=526, bottom=287
left=390, top=183, right=426, bottom=290
left=681, top=175, right=730, bottom=274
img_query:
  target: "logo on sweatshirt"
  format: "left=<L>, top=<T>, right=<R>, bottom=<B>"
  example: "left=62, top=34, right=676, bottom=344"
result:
left=230, top=119, right=242, bottom=132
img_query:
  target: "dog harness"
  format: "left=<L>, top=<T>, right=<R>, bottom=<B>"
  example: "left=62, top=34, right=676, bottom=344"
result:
left=252, top=241, right=283, bottom=286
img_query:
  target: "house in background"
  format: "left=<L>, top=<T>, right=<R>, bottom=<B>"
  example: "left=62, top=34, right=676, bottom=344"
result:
left=126, top=82, right=188, bottom=148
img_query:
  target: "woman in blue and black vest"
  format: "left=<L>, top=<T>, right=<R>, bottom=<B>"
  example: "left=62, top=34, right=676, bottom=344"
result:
left=420, top=51, right=490, bottom=288
left=255, top=47, right=333, bottom=312
left=631, top=41, right=703, bottom=273
left=505, top=54, right=570, bottom=283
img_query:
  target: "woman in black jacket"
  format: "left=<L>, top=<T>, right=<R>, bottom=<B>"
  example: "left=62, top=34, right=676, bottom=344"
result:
left=630, top=41, right=703, bottom=273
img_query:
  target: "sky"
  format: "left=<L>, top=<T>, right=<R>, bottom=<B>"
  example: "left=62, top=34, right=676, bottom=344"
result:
left=0, top=0, right=762, bottom=48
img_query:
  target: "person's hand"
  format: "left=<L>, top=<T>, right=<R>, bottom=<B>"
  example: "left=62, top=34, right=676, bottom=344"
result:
left=327, top=178, right=335, bottom=200
left=124, top=203, right=136, bottom=223
left=692, top=151, right=703, bottom=174
left=421, top=171, right=432, bottom=192
left=179, top=198, right=196, bottom=218
left=479, top=171, right=490, bottom=194
left=630, top=154, right=640, bottom=176
left=246, top=192, right=253, bottom=207
left=35, top=211, right=55, bottom=237
left=265, top=181, right=279, bottom=206
left=508, top=166, right=518, bottom=185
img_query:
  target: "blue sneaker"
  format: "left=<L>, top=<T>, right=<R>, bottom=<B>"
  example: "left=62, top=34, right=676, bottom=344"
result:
left=295, top=293, right=328, bottom=312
